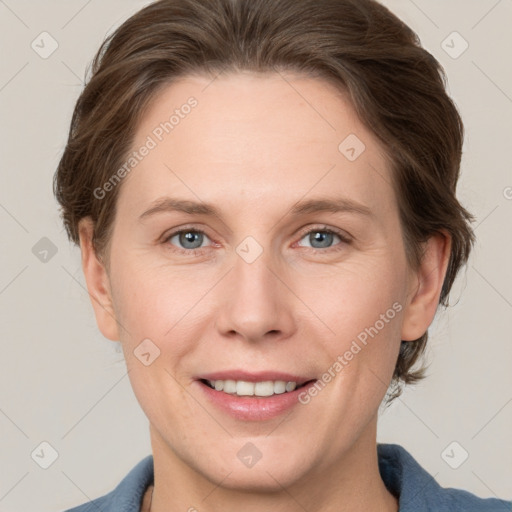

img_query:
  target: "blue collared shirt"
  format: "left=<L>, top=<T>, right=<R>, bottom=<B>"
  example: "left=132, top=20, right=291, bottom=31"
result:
left=62, top=443, right=511, bottom=511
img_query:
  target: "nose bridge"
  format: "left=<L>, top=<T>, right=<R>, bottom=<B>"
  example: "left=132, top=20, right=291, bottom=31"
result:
left=216, top=239, right=295, bottom=341
left=234, top=246, right=276, bottom=301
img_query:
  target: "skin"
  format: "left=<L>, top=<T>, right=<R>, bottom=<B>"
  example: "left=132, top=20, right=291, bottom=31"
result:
left=78, top=71, right=451, bottom=512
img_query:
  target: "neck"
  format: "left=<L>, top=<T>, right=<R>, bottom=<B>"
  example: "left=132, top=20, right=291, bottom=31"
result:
left=147, top=421, right=398, bottom=512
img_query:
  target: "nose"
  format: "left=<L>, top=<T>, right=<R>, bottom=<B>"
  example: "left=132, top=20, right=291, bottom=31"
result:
left=214, top=247, right=297, bottom=344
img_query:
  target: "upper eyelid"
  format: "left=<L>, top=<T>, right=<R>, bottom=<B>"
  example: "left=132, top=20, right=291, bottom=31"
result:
left=164, top=225, right=350, bottom=249
left=296, top=225, right=350, bottom=240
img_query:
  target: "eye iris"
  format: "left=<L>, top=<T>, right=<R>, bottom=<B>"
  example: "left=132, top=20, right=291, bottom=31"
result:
left=174, top=230, right=337, bottom=250
left=310, top=231, right=334, bottom=249
left=180, top=231, right=203, bottom=249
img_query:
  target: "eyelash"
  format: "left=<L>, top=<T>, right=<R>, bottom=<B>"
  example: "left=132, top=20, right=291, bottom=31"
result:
left=162, top=225, right=352, bottom=256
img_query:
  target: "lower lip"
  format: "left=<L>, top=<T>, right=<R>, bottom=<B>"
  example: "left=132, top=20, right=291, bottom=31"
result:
left=195, top=380, right=317, bottom=421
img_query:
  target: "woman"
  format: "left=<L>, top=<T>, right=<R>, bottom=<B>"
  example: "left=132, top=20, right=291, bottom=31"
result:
left=54, top=0, right=511, bottom=510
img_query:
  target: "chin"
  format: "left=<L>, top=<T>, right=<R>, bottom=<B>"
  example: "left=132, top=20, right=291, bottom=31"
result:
left=194, top=438, right=315, bottom=492
left=205, top=463, right=308, bottom=493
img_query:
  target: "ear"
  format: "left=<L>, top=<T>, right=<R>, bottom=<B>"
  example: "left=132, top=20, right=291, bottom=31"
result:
left=401, top=230, right=452, bottom=342
left=78, top=217, right=120, bottom=341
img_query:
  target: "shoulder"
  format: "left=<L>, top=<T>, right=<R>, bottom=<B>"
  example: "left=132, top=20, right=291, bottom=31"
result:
left=62, top=455, right=154, bottom=512
left=378, top=443, right=512, bottom=512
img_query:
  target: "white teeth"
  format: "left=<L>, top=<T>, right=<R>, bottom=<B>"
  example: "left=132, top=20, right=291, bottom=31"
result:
left=205, top=379, right=301, bottom=397
left=273, top=380, right=287, bottom=394
left=223, top=379, right=236, bottom=393
left=254, top=381, right=274, bottom=396
left=236, top=380, right=255, bottom=396
left=285, top=381, right=297, bottom=392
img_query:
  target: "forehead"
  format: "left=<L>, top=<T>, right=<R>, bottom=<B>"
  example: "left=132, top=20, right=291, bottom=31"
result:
left=120, top=71, right=396, bottom=220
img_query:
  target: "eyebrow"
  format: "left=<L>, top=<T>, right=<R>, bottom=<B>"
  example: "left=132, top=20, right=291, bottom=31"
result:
left=138, top=196, right=374, bottom=221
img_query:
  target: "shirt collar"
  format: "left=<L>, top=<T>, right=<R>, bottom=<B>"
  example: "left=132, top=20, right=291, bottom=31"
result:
left=378, top=443, right=442, bottom=510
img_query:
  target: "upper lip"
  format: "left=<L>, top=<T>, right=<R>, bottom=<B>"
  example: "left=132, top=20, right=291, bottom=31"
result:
left=197, top=370, right=316, bottom=386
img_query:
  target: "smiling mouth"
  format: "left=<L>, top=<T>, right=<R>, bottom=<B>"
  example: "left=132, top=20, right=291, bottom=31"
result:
left=199, top=378, right=316, bottom=397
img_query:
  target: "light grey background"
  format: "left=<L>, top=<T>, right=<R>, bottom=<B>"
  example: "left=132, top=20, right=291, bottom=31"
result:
left=0, top=1, right=511, bottom=511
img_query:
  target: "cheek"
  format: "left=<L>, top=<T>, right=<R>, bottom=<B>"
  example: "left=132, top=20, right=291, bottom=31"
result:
left=109, top=235, right=407, bottom=363
left=109, top=263, right=204, bottom=421
left=297, top=257, right=405, bottom=345
left=110, top=260, right=208, bottom=340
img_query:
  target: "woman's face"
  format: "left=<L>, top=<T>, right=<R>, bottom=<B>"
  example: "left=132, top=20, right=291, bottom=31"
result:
left=81, top=71, right=442, bottom=489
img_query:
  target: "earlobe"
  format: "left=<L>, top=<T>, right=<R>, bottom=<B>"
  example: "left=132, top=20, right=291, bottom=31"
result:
left=78, top=218, right=120, bottom=342
left=401, top=230, right=452, bottom=342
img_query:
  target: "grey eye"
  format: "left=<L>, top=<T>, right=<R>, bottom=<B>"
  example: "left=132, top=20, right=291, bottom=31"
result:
left=299, top=230, right=341, bottom=249
left=169, top=230, right=208, bottom=250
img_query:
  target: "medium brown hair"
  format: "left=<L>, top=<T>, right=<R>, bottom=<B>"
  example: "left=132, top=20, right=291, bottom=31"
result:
left=53, top=0, right=475, bottom=401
